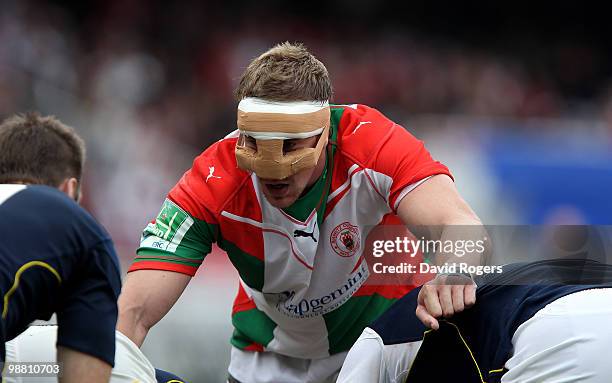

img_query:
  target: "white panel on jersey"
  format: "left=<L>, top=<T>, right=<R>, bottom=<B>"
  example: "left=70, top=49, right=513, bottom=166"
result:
left=229, top=167, right=394, bottom=358
left=327, top=164, right=360, bottom=202
left=362, top=168, right=393, bottom=205
left=307, top=169, right=389, bottom=310
left=266, top=316, right=331, bottom=359
left=248, top=174, right=329, bottom=356
left=251, top=173, right=318, bottom=296
left=0, top=184, right=26, bottom=206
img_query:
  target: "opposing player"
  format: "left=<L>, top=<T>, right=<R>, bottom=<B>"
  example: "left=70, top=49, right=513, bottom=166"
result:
left=0, top=113, right=121, bottom=382
left=118, top=42, right=485, bottom=382
left=0, top=113, right=188, bottom=383
left=337, top=258, right=612, bottom=383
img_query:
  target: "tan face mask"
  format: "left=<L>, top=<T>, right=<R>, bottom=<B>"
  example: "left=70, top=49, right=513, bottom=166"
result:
left=235, top=98, right=331, bottom=180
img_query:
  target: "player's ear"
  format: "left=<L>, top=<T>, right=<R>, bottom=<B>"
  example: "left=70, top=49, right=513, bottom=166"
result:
left=58, top=177, right=81, bottom=203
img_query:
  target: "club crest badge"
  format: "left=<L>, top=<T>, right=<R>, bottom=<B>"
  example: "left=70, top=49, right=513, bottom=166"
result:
left=330, top=222, right=361, bottom=257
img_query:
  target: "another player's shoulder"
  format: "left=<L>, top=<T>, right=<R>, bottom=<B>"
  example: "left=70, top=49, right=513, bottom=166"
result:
left=169, top=132, right=251, bottom=218
left=0, top=184, right=110, bottom=246
left=331, top=104, right=408, bottom=165
left=1, top=184, right=83, bottom=220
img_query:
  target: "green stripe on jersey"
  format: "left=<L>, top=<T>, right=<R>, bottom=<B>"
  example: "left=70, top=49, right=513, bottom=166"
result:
left=230, top=329, right=256, bottom=350
left=329, top=106, right=344, bottom=138
left=218, top=235, right=265, bottom=291
left=231, top=307, right=277, bottom=349
left=134, top=248, right=201, bottom=268
left=323, top=294, right=397, bottom=355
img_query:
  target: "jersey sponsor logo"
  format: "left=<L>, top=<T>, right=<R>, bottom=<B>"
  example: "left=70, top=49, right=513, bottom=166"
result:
left=151, top=240, right=166, bottom=248
left=140, top=199, right=194, bottom=253
left=293, top=228, right=317, bottom=242
left=274, top=262, right=369, bottom=318
left=206, top=166, right=222, bottom=183
left=330, top=222, right=361, bottom=257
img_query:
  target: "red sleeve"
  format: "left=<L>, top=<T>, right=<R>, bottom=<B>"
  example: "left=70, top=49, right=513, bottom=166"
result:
left=374, top=124, right=453, bottom=212
left=129, top=138, right=247, bottom=276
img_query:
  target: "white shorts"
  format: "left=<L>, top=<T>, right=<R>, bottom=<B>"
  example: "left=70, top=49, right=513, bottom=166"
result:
left=228, top=347, right=347, bottom=383
left=3, top=326, right=157, bottom=383
left=502, top=288, right=612, bottom=383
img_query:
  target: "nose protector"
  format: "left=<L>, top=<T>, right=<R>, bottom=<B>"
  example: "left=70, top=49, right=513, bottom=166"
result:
left=236, top=125, right=329, bottom=180
left=235, top=98, right=330, bottom=180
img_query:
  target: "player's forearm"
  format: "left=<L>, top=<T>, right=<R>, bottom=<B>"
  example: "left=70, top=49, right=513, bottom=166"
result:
left=435, top=217, right=490, bottom=268
left=117, top=269, right=192, bottom=347
left=117, top=278, right=157, bottom=347
left=397, top=174, right=490, bottom=268
left=117, top=296, right=151, bottom=347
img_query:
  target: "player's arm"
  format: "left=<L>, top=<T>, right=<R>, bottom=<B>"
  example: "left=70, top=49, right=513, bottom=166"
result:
left=118, top=197, right=216, bottom=346
left=117, top=270, right=191, bottom=347
left=56, top=238, right=122, bottom=379
left=367, top=120, right=487, bottom=329
left=57, top=346, right=112, bottom=383
left=397, top=174, right=487, bottom=329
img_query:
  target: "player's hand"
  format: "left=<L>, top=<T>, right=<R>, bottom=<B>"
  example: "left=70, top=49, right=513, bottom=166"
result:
left=415, top=273, right=476, bottom=330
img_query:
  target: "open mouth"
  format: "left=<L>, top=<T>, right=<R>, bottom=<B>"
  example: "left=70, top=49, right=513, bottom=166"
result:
left=267, top=183, right=288, bottom=190
left=264, top=182, right=290, bottom=196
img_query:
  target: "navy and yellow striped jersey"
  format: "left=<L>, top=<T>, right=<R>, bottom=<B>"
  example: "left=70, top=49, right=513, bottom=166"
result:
left=155, top=368, right=187, bottom=382
left=0, top=184, right=121, bottom=366
left=368, top=259, right=612, bottom=383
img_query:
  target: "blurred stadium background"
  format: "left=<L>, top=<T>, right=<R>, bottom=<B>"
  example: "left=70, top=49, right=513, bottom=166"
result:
left=1, top=1, right=611, bottom=381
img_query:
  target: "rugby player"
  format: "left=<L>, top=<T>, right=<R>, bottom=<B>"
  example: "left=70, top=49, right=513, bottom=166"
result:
left=118, top=42, right=485, bottom=382
left=0, top=113, right=188, bottom=383
left=337, top=259, right=612, bottom=383
left=0, top=113, right=121, bottom=382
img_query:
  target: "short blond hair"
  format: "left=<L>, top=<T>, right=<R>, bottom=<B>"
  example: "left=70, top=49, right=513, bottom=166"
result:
left=235, top=42, right=333, bottom=102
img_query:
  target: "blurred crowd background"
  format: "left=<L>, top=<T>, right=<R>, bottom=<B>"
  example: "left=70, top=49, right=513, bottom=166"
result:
left=1, top=1, right=611, bottom=381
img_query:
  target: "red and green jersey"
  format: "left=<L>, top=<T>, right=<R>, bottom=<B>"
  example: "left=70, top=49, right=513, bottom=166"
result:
left=129, top=104, right=452, bottom=358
